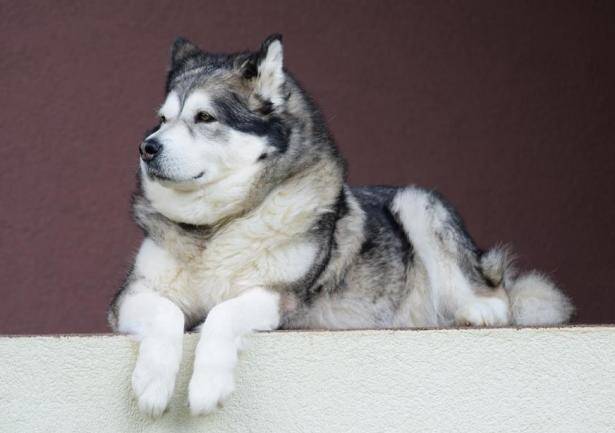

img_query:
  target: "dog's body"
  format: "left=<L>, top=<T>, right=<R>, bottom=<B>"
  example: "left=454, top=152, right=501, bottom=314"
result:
left=109, top=35, right=573, bottom=417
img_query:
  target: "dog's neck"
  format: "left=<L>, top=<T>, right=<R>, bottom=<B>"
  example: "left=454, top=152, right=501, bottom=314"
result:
left=134, top=155, right=344, bottom=254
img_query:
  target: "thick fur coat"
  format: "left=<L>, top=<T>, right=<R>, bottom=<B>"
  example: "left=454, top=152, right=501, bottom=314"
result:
left=108, top=35, right=573, bottom=417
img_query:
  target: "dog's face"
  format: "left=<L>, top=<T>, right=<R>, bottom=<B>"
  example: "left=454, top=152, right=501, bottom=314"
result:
left=139, top=35, right=290, bottom=225
left=143, top=89, right=264, bottom=186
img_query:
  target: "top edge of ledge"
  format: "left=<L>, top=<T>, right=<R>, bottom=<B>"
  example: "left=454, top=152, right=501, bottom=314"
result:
left=1, top=324, right=614, bottom=339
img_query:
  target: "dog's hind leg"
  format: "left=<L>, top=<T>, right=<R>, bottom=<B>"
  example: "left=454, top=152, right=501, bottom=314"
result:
left=392, top=186, right=510, bottom=327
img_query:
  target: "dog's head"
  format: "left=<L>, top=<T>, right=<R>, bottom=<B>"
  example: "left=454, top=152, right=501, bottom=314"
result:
left=139, top=34, right=326, bottom=225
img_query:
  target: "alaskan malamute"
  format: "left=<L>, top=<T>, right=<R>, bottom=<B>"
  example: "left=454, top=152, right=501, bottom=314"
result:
left=109, top=34, right=573, bottom=416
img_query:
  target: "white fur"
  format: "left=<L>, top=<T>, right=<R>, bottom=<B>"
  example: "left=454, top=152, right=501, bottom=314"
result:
left=181, top=90, right=217, bottom=119
left=157, top=91, right=180, bottom=120
left=256, top=40, right=285, bottom=106
left=260, top=241, right=318, bottom=283
left=120, top=159, right=339, bottom=416
left=146, top=91, right=269, bottom=192
left=142, top=163, right=262, bottom=225
left=118, top=292, right=184, bottom=417
left=115, top=34, right=573, bottom=418
left=133, top=238, right=181, bottom=290
left=392, top=187, right=510, bottom=326
left=189, top=288, right=280, bottom=415
left=143, top=90, right=276, bottom=224
left=508, top=272, right=574, bottom=325
left=132, top=158, right=338, bottom=319
left=454, top=294, right=510, bottom=327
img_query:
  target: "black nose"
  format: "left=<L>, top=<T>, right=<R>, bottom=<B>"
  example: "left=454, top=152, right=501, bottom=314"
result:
left=139, top=139, right=162, bottom=162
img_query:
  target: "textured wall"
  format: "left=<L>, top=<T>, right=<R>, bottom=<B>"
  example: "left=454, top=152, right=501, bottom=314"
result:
left=0, top=1, right=614, bottom=333
left=2, top=328, right=615, bottom=432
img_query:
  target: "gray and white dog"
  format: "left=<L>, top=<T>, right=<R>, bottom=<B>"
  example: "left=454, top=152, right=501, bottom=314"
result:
left=108, top=34, right=573, bottom=417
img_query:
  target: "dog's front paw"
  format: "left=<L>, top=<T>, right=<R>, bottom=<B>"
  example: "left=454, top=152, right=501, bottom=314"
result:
left=188, top=368, right=235, bottom=416
left=455, top=296, right=510, bottom=327
left=132, top=354, right=178, bottom=417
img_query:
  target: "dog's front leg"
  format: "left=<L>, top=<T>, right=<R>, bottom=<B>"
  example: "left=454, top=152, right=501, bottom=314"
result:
left=118, top=292, right=185, bottom=417
left=188, top=287, right=280, bottom=415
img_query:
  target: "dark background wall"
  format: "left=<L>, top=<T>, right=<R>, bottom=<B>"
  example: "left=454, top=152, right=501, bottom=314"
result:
left=1, top=0, right=613, bottom=334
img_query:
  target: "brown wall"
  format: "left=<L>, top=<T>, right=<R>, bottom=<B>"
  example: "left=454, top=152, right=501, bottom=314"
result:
left=1, top=0, right=613, bottom=334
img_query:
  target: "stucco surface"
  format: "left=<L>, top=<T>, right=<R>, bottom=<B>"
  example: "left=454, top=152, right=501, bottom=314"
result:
left=2, top=327, right=615, bottom=432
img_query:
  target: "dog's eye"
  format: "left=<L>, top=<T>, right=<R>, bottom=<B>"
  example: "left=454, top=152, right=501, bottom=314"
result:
left=159, top=115, right=167, bottom=124
left=195, top=111, right=216, bottom=124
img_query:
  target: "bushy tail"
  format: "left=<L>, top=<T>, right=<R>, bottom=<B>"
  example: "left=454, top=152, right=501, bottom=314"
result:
left=480, top=246, right=574, bottom=326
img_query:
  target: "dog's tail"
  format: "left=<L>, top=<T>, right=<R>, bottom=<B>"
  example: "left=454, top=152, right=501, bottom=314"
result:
left=480, top=246, right=574, bottom=326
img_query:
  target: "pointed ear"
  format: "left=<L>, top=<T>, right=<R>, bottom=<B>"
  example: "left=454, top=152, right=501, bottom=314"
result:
left=170, top=37, right=201, bottom=69
left=244, top=34, right=286, bottom=107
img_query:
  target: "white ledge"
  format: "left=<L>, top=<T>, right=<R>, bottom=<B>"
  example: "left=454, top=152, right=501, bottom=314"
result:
left=2, top=327, right=615, bottom=432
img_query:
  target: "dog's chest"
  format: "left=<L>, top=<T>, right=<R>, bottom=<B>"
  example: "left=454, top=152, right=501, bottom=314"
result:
left=167, top=211, right=318, bottom=315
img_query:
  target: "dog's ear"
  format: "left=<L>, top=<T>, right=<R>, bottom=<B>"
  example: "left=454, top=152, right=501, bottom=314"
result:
left=170, top=37, right=202, bottom=70
left=241, top=34, right=286, bottom=108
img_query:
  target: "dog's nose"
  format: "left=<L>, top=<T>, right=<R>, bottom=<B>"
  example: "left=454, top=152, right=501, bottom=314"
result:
left=139, top=139, right=162, bottom=162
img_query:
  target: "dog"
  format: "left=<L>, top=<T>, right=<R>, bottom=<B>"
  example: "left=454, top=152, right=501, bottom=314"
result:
left=108, top=34, right=573, bottom=417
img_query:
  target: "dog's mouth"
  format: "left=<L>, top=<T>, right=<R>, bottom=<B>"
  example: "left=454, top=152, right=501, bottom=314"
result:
left=147, top=168, right=172, bottom=182
left=146, top=167, right=205, bottom=183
